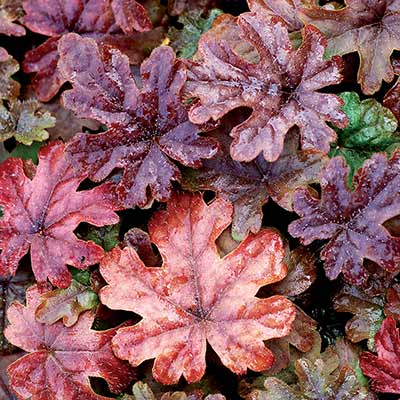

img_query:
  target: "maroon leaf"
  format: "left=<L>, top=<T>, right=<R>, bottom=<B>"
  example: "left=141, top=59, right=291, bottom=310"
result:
left=186, top=11, right=348, bottom=162
left=0, top=141, right=119, bottom=287
left=384, top=59, right=400, bottom=123
left=183, top=118, right=328, bottom=240
left=22, top=0, right=153, bottom=101
left=360, top=317, right=400, bottom=394
left=385, top=284, right=400, bottom=320
left=168, top=0, right=217, bottom=16
left=5, top=285, right=134, bottom=400
left=289, top=151, right=400, bottom=285
left=59, top=34, right=218, bottom=208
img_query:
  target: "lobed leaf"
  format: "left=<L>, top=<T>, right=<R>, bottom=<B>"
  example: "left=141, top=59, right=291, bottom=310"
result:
left=299, top=0, right=400, bottom=95
left=186, top=11, right=348, bottom=162
left=289, top=151, right=400, bottom=285
left=0, top=141, right=119, bottom=287
left=5, top=285, right=134, bottom=400
left=0, top=99, right=55, bottom=145
left=99, top=192, right=296, bottom=384
left=60, top=34, right=218, bottom=208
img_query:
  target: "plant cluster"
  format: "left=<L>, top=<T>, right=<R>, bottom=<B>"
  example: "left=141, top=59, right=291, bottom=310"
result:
left=1, top=0, right=400, bottom=399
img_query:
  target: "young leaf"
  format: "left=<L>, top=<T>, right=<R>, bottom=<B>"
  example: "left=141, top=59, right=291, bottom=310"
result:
left=5, top=285, right=134, bottom=400
left=253, top=339, right=373, bottom=400
left=99, top=192, right=296, bottom=384
left=22, top=0, right=153, bottom=101
left=0, top=141, right=119, bottom=288
left=0, top=99, right=55, bottom=144
left=0, top=54, right=20, bottom=101
left=59, top=35, right=218, bottom=208
left=169, top=9, right=223, bottom=59
left=333, top=285, right=384, bottom=349
left=35, top=279, right=98, bottom=327
left=0, top=0, right=25, bottom=37
left=299, top=0, right=400, bottom=95
left=289, top=151, right=400, bottom=285
left=330, top=92, right=400, bottom=182
left=186, top=12, right=348, bottom=162
left=183, top=120, right=328, bottom=240
left=360, top=317, right=400, bottom=394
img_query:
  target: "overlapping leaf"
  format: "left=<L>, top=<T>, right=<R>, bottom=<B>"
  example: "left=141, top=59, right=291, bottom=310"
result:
left=249, top=339, right=373, bottom=400
left=0, top=0, right=25, bottom=37
left=99, top=192, right=296, bottom=384
left=169, top=9, right=223, bottom=59
left=5, top=285, right=134, bottom=400
left=0, top=99, right=55, bottom=144
left=60, top=35, right=218, bottom=208
left=289, top=151, right=400, bottom=285
left=0, top=141, right=119, bottom=287
left=183, top=116, right=328, bottom=240
left=330, top=92, right=400, bottom=183
left=299, top=0, right=400, bottom=95
left=360, top=317, right=400, bottom=394
left=186, top=11, right=348, bottom=162
left=0, top=54, right=20, bottom=101
left=22, top=0, right=153, bottom=101
left=0, top=269, right=33, bottom=355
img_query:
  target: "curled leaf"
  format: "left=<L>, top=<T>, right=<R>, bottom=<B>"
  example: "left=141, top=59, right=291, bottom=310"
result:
left=0, top=99, right=55, bottom=144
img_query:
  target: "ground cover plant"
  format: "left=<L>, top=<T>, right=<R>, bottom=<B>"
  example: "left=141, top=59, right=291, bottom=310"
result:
left=2, top=0, right=400, bottom=399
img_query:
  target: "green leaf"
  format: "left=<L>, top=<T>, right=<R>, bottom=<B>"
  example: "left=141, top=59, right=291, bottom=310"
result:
left=169, top=9, right=223, bottom=59
left=79, top=223, right=121, bottom=252
left=0, top=99, right=55, bottom=145
left=330, top=92, right=400, bottom=184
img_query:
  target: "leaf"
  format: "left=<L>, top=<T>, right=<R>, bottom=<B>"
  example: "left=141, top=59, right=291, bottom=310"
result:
left=35, top=279, right=99, bottom=327
left=384, top=59, right=400, bottom=123
left=0, top=53, right=20, bottom=101
left=330, top=92, right=400, bottom=183
left=299, top=0, right=400, bottom=95
left=289, top=151, right=400, bottom=285
left=182, top=115, right=328, bottom=240
left=22, top=0, right=153, bottom=101
left=122, top=381, right=226, bottom=400
left=0, top=141, right=119, bottom=287
left=333, top=284, right=384, bottom=349
left=79, top=223, right=121, bottom=252
left=0, top=353, right=23, bottom=400
left=59, top=34, right=219, bottom=208
left=252, top=339, right=373, bottom=400
left=168, top=0, right=217, bottom=16
left=0, top=47, right=8, bottom=61
left=4, top=284, right=134, bottom=400
left=0, top=0, right=25, bottom=37
left=169, top=9, right=223, bottom=59
left=99, top=192, right=296, bottom=384
left=247, top=0, right=309, bottom=31
left=186, top=11, right=348, bottom=162
left=0, top=99, right=55, bottom=144
left=0, top=269, right=33, bottom=354
left=360, top=317, right=400, bottom=394
left=385, top=284, right=400, bottom=320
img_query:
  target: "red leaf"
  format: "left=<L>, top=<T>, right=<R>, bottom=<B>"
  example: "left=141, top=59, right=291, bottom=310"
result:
left=289, top=151, right=400, bottom=285
left=299, top=0, right=400, bottom=95
left=99, top=192, right=296, bottom=384
left=59, top=34, right=218, bottom=208
left=360, top=317, right=400, bottom=394
left=4, top=285, right=134, bottom=400
left=186, top=12, right=348, bottom=162
left=21, top=0, right=153, bottom=101
left=0, top=141, right=119, bottom=288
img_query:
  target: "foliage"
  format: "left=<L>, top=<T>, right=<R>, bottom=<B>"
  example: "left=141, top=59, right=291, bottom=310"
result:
left=1, top=1, right=400, bottom=399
